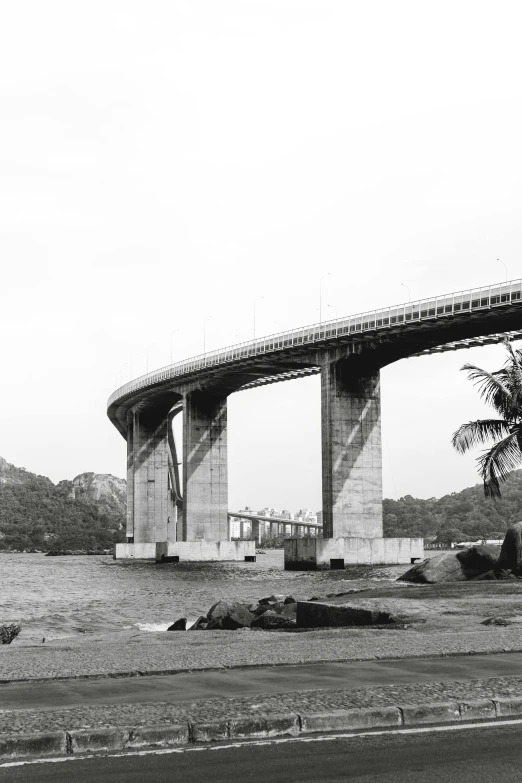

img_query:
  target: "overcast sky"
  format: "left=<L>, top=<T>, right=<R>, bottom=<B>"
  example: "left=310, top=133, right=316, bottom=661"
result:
left=1, top=1, right=521, bottom=511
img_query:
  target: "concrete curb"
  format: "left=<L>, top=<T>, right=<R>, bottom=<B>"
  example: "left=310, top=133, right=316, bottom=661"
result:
left=2, top=697, right=522, bottom=761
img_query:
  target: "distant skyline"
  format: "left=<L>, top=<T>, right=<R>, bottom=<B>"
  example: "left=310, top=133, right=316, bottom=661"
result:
left=1, top=1, right=522, bottom=510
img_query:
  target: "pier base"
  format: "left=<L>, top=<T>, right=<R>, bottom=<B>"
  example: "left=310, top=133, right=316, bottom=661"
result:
left=284, top=537, right=424, bottom=570
left=156, top=540, right=256, bottom=563
left=114, top=540, right=256, bottom=562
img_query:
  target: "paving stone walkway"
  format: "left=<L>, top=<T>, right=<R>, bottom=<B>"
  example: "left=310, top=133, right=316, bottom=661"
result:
left=4, top=626, right=522, bottom=682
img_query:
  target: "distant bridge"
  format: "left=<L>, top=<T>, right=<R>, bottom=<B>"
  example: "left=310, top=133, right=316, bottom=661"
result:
left=109, top=279, right=522, bottom=567
left=228, top=511, right=321, bottom=542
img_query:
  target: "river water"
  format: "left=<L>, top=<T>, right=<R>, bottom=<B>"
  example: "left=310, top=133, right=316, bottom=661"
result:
left=0, top=552, right=410, bottom=643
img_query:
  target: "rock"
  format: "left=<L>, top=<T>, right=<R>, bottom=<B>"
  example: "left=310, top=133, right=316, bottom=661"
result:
left=207, top=601, right=233, bottom=621
left=482, top=616, right=512, bottom=626
left=252, top=603, right=272, bottom=616
left=280, top=602, right=298, bottom=619
left=398, top=545, right=500, bottom=584
left=188, top=616, right=208, bottom=631
left=206, top=617, right=224, bottom=630
left=221, top=603, right=255, bottom=630
left=284, top=595, right=297, bottom=605
left=259, top=595, right=285, bottom=605
left=206, top=601, right=254, bottom=629
left=456, top=544, right=500, bottom=577
left=251, top=612, right=295, bottom=629
left=398, top=552, right=468, bottom=583
left=497, top=522, right=522, bottom=574
left=471, top=570, right=497, bottom=581
left=167, top=618, right=187, bottom=631
left=0, top=624, right=21, bottom=644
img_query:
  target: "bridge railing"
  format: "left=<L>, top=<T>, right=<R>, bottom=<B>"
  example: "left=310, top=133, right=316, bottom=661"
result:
left=108, top=279, right=522, bottom=407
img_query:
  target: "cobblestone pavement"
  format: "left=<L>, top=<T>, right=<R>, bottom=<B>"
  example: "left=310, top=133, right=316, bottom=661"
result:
left=4, top=626, right=522, bottom=682
left=2, top=674, right=522, bottom=736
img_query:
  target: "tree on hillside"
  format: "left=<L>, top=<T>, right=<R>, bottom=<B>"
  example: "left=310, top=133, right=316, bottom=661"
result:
left=452, top=339, right=522, bottom=498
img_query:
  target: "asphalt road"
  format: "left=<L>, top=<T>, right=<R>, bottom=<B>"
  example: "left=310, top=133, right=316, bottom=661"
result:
left=1, top=722, right=522, bottom=782
left=4, top=651, right=522, bottom=710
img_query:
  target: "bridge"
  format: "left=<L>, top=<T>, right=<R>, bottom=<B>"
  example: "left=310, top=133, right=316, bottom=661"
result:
left=228, top=512, right=322, bottom=543
left=108, top=279, right=522, bottom=568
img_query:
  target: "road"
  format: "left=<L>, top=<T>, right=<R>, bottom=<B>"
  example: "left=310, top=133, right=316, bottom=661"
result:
left=4, top=651, right=522, bottom=710
left=1, top=722, right=522, bottom=782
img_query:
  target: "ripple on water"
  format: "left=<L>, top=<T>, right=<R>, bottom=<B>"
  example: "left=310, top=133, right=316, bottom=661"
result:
left=0, top=551, right=408, bottom=641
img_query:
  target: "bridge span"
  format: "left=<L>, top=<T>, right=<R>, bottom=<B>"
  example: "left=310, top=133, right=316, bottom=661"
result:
left=109, top=279, right=522, bottom=569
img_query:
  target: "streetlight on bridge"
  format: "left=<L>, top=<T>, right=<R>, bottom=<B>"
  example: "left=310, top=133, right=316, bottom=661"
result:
left=319, top=273, right=331, bottom=323
left=253, top=297, right=264, bottom=339
left=400, top=282, right=411, bottom=303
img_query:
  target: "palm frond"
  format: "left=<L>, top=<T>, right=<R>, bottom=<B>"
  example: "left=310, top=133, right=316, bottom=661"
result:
left=477, top=430, right=522, bottom=498
left=451, top=419, right=512, bottom=454
left=460, top=363, right=512, bottom=416
left=503, top=339, right=522, bottom=410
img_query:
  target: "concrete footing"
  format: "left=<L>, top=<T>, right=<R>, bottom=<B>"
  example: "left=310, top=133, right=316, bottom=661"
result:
left=114, top=541, right=256, bottom=562
left=156, top=541, right=256, bottom=563
left=114, top=543, right=158, bottom=560
left=284, top=537, right=424, bottom=570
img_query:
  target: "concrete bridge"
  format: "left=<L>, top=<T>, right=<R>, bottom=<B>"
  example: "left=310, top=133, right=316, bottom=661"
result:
left=108, top=279, right=522, bottom=568
left=228, top=512, right=322, bottom=543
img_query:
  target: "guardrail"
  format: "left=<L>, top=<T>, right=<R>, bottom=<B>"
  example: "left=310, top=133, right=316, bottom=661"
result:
left=108, top=279, right=522, bottom=408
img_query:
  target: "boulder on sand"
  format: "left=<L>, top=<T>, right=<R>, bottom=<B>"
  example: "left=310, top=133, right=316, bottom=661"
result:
left=497, top=522, right=522, bottom=574
left=398, top=544, right=500, bottom=584
left=206, top=601, right=254, bottom=630
left=251, top=612, right=295, bottom=630
left=0, top=624, right=21, bottom=644
left=167, top=618, right=187, bottom=631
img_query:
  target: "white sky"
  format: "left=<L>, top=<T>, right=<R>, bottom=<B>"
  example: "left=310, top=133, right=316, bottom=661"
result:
left=1, top=0, right=521, bottom=511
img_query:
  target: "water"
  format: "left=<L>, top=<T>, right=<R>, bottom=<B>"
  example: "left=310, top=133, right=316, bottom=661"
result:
left=0, top=552, right=408, bottom=642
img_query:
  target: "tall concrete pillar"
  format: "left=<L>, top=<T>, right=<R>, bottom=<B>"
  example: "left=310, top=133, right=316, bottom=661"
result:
left=251, top=520, right=261, bottom=543
left=126, top=407, right=176, bottom=543
left=321, top=357, right=383, bottom=539
left=182, top=391, right=228, bottom=541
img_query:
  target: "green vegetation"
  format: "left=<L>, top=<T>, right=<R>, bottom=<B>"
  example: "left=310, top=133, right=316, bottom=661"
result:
left=383, top=469, right=522, bottom=543
left=0, top=470, right=125, bottom=552
left=452, top=340, right=522, bottom=497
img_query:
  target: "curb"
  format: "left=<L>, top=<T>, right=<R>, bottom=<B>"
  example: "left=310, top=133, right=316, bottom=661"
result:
left=2, top=697, right=522, bottom=761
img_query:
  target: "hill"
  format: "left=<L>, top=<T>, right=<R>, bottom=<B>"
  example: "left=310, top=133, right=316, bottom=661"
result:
left=0, top=458, right=126, bottom=552
left=383, top=469, right=522, bottom=543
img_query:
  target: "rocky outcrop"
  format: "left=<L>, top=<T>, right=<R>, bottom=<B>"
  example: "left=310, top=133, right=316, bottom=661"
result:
left=398, top=544, right=501, bottom=584
left=497, top=522, right=522, bottom=574
left=0, top=624, right=21, bottom=644
left=69, top=473, right=126, bottom=515
left=168, top=595, right=298, bottom=632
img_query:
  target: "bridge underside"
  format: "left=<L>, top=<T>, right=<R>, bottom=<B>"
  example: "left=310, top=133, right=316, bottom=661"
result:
left=112, top=300, right=522, bottom=566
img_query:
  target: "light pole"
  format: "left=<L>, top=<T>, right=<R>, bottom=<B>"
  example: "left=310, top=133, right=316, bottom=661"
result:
left=400, top=282, right=411, bottom=303
left=319, top=273, right=331, bottom=323
left=498, top=258, right=508, bottom=282
left=253, top=297, right=264, bottom=339
left=170, top=329, right=179, bottom=364
left=203, top=316, right=213, bottom=357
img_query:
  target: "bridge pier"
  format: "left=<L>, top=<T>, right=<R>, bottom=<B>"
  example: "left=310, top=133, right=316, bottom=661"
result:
left=115, top=393, right=255, bottom=562
left=121, top=407, right=176, bottom=556
left=285, top=356, right=423, bottom=569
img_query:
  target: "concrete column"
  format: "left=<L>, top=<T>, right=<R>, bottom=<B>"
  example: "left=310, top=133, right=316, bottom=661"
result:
left=126, top=410, right=135, bottom=540
left=182, top=390, right=228, bottom=541
left=251, top=520, right=261, bottom=543
left=321, top=357, right=383, bottom=539
left=127, top=407, right=175, bottom=543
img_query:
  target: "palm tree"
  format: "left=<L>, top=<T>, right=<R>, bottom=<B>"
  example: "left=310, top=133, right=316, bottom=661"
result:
left=452, top=339, right=522, bottom=498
